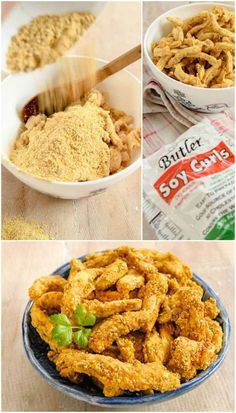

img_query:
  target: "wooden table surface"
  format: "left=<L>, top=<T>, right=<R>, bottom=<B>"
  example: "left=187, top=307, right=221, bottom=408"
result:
left=1, top=1, right=141, bottom=240
left=2, top=241, right=234, bottom=412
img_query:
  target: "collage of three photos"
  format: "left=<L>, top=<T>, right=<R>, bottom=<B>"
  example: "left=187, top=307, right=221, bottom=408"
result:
left=1, top=1, right=235, bottom=412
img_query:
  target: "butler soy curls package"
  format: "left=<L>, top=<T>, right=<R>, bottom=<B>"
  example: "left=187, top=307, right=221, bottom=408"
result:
left=144, top=119, right=235, bottom=240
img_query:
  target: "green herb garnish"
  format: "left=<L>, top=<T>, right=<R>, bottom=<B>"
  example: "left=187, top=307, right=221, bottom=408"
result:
left=51, top=325, right=72, bottom=347
left=73, top=330, right=89, bottom=348
left=74, top=304, right=96, bottom=327
left=50, top=304, right=96, bottom=348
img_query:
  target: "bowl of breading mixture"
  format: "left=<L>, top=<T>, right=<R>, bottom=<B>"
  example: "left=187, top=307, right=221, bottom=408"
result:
left=144, top=3, right=235, bottom=113
left=22, top=247, right=230, bottom=407
left=2, top=56, right=141, bottom=199
left=2, top=1, right=106, bottom=74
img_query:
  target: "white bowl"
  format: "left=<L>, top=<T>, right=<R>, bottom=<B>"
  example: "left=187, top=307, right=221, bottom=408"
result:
left=2, top=56, right=141, bottom=199
left=1, top=1, right=106, bottom=74
left=144, top=2, right=235, bottom=113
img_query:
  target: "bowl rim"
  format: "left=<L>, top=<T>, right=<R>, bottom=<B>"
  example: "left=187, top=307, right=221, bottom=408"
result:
left=22, top=253, right=231, bottom=406
left=2, top=55, right=141, bottom=187
left=144, top=2, right=235, bottom=92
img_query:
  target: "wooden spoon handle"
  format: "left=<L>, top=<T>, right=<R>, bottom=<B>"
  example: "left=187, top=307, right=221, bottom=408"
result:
left=96, top=44, right=141, bottom=83
left=81, top=44, right=141, bottom=96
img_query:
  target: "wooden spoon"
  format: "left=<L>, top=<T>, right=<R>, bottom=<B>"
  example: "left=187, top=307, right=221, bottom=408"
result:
left=21, top=44, right=141, bottom=123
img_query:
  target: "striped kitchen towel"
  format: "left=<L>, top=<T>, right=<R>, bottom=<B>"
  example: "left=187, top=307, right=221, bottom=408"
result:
left=143, top=64, right=235, bottom=158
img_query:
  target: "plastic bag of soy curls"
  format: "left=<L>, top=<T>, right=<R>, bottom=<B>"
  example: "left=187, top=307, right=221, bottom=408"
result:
left=143, top=118, right=235, bottom=240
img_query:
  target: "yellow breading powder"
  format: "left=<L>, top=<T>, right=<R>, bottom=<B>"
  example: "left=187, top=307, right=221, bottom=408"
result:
left=9, top=90, right=141, bottom=182
left=2, top=216, right=54, bottom=240
left=7, top=12, right=95, bottom=72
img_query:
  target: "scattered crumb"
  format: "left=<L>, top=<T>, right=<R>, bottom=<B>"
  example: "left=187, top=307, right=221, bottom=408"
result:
left=2, top=216, right=54, bottom=240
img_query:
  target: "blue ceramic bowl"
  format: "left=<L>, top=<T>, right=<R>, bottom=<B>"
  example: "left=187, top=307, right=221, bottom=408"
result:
left=22, top=256, right=231, bottom=407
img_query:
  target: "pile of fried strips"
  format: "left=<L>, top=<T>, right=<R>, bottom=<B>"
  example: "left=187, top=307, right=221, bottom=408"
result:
left=29, top=246, right=223, bottom=397
left=152, top=6, right=235, bottom=88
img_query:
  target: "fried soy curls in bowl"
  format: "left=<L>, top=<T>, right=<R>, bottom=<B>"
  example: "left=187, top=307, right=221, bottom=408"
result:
left=151, top=6, right=235, bottom=88
left=23, top=247, right=230, bottom=405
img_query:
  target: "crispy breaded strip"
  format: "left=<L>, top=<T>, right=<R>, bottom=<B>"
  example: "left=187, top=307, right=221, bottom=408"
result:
left=178, top=278, right=203, bottom=295
left=95, top=259, right=128, bottom=290
left=54, top=350, right=181, bottom=397
left=204, top=297, right=220, bottom=319
left=182, top=11, right=209, bottom=33
left=62, top=263, right=102, bottom=319
left=196, top=63, right=205, bottom=81
left=159, top=324, right=175, bottom=363
left=166, top=45, right=202, bottom=68
left=68, top=258, right=86, bottom=278
left=155, top=54, right=173, bottom=71
left=214, top=42, right=235, bottom=53
left=143, top=326, right=173, bottom=364
left=117, top=246, right=192, bottom=280
left=116, top=274, right=144, bottom=297
left=117, top=337, right=136, bottom=362
left=126, top=332, right=145, bottom=362
left=153, top=255, right=192, bottom=280
left=212, top=5, right=234, bottom=21
left=159, top=286, right=203, bottom=317
left=210, top=12, right=234, bottom=39
left=86, top=291, right=96, bottom=300
left=120, top=249, right=158, bottom=274
left=83, top=298, right=142, bottom=318
left=30, top=303, right=57, bottom=350
left=202, top=59, right=222, bottom=85
left=143, top=329, right=163, bottom=363
left=101, top=345, right=120, bottom=359
left=187, top=17, right=210, bottom=36
left=95, top=290, right=124, bottom=302
left=84, top=250, right=118, bottom=268
left=69, top=259, right=102, bottom=282
left=172, top=25, right=184, bottom=42
left=129, top=290, right=141, bottom=299
left=158, top=287, right=216, bottom=343
left=211, top=79, right=234, bottom=87
left=48, top=350, right=83, bottom=383
left=47, top=350, right=62, bottom=363
left=89, top=311, right=145, bottom=353
left=89, top=273, right=168, bottom=352
left=35, top=291, right=63, bottom=314
left=206, top=317, right=223, bottom=352
left=29, top=275, right=66, bottom=300
left=197, top=30, right=220, bottom=41
left=129, top=256, right=157, bottom=273
left=167, top=16, right=183, bottom=28
left=167, top=336, right=218, bottom=380
left=224, top=51, right=233, bottom=75
left=174, top=64, right=204, bottom=86
left=168, top=277, right=180, bottom=294
left=142, top=272, right=168, bottom=332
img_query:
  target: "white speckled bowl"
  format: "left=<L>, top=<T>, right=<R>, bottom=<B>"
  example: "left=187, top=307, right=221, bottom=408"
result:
left=144, top=2, right=235, bottom=113
left=1, top=1, right=106, bottom=74
left=22, top=255, right=230, bottom=407
left=2, top=56, right=141, bottom=199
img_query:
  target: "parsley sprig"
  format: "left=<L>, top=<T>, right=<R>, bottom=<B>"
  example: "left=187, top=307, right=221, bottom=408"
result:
left=50, top=304, right=96, bottom=348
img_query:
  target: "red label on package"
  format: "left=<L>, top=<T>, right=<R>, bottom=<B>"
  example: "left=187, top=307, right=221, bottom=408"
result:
left=154, top=141, right=235, bottom=204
